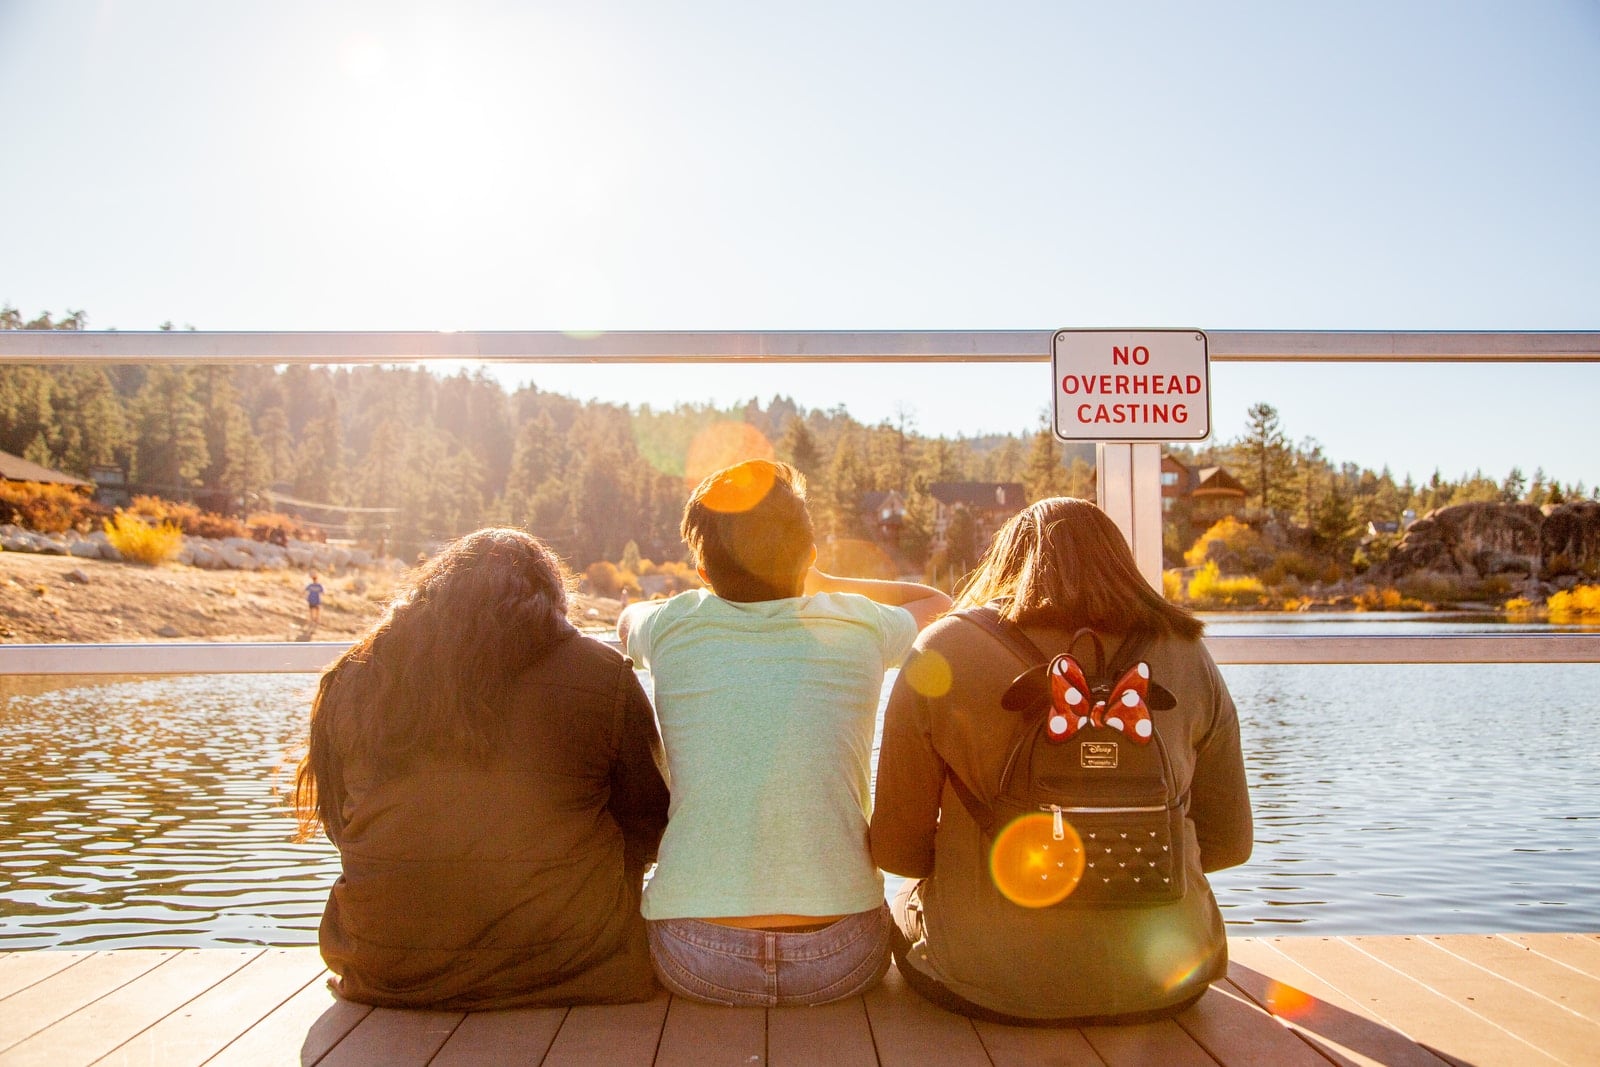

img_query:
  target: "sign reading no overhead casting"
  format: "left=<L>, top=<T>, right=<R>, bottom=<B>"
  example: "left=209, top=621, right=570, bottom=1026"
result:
left=1052, top=329, right=1211, bottom=442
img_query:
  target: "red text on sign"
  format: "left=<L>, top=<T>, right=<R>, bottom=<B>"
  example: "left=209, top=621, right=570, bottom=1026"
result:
left=1076, top=403, right=1190, bottom=425
left=1059, top=374, right=1203, bottom=396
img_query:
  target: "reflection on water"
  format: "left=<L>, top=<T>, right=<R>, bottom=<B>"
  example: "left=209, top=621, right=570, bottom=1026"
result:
left=2, top=629, right=1598, bottom=949
left=0, top=675, right=336, bottom=950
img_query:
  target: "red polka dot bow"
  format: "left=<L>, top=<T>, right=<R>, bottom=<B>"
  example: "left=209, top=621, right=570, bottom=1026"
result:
left=1046, top=655, right=1155, bottom=744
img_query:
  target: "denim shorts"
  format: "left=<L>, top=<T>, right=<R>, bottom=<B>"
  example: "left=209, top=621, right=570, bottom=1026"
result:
left=646, top=904, right=892, bottom=1007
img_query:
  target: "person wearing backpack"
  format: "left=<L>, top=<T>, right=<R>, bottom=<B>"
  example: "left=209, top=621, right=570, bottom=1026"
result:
left=870, top=497, right=1252, bottom=1025
left=619, top=459, right=950, bottom=1006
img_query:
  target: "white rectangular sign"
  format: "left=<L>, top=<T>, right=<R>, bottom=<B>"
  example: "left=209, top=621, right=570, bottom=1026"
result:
left=1052, top=328, right=1210, bottom=442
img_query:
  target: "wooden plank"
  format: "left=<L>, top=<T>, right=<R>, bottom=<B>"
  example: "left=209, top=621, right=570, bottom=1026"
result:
left=1, top=948, right=257, bottom=1067
left=654, top=998, right=765, bottom=1067
left=1174, top=982, right=1334, bottom=1067
left=972, top=1018, right=1105, bottom=1066
left=315, top=1007, right=463, bottom=1067
left=860, top=966, right=989, bottom=1067
left=0, top=950, right=175, bottom=1055
left=1271, top=936, right=1565, bottom=1067
left=1506, top=933, right=1600, bottom=981
left=205, top=977, right=370, bottom=1067
left=1226, top=940, right=1383, bottom=1021
left=1223, top=956, right=1446, bottom=1067
left=768, top=997, right=879, bottom=1067
left=1080, top=1018, right=1216, bottom=1067
left=99, top=948, right=329, bottom=1067
left=1351, top=935, right=1600, bottom=1065
left=1426, top=934, right=1600, bottom=1018
left=429, top=1007, right=570, bottom=1066
left=0, top=951, right=91, bottom=1000
left=540, top=992, right=669, bottom=1067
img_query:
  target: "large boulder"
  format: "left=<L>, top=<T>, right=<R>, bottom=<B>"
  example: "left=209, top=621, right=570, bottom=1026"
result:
left=1374, top=501, right=1598, bottom=584
left=1540, top=501, right=1600, bottom=575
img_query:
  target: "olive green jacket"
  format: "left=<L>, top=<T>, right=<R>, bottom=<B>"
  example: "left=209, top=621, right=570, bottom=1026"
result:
left=870, top=612, right=1252, bottom=1021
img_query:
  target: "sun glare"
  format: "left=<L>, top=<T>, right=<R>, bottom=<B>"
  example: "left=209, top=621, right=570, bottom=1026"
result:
left=684, top=425, right=775, bottom=498
left=340, top=37, right=386, bottom=84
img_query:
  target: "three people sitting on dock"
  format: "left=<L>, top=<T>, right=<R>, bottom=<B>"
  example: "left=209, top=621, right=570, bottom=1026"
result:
left=293, top=528, right=670, bottom=1010
left=619, top=460, right=950, bottom=1006
left=870, top=497, right=1253, bottom=1024
left=296, top=489, right=1249, bottom=1022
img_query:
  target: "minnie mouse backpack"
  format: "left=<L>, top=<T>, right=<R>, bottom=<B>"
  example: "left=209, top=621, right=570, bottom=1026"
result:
left=946, top=607, right=1189, bottom=908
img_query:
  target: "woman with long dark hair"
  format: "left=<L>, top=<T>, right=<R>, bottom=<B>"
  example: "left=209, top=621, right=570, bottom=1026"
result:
left=870, top=498, right=1251, bottom=1025
left=295, top=528, right=669, bottom=1010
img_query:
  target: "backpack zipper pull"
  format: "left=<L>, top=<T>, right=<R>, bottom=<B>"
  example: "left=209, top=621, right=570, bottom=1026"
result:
left=1051, top=805, right=1065, bottom=841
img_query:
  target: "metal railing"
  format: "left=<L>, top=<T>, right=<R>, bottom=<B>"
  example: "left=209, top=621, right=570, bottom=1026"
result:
left=2, top=328, right=1598, bottom=364
left=1, top=632, right=1596, bottom=676
left=1, top=329, right=1596, bottom=674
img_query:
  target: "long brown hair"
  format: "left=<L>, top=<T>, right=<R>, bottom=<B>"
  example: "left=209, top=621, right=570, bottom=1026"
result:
left=956, top=497, right=1203, bottom=640
left=293, top=528, right=575, bottom=841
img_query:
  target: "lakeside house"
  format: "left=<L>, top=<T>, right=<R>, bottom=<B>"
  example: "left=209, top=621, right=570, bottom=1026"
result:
left=1161, top=454, right=1248, bottom=537
left=929, top=481, right=1026, bottom=554
left=861, top=489, right=907, bottom=545
left=0, top=449, right=93, bottom=490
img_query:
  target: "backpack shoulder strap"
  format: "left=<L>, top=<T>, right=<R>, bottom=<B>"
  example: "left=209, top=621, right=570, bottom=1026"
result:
left=947, top=606, right=1053, bottom=833
left=955, top=605, right=1049, bottom=668
left=1102, top=627, right=1155, bottom=681
left=944, top=770, right=1000, bottom=836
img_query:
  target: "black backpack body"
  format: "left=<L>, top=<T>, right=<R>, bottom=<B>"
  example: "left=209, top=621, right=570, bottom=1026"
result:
left=947, top=607, right=1189, bottom=908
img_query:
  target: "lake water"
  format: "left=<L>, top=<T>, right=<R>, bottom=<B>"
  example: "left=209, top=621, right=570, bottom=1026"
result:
left=2, top=618, right=1597, bottom=949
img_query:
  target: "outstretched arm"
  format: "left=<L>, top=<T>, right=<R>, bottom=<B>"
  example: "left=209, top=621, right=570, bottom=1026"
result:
left=616, top=601, right=650, bottom=648
left=804, top=567, right=951, bottom=631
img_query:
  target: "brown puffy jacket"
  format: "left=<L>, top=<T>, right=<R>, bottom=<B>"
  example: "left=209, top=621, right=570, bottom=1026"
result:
left=319, top=632, right=669, bottom=1010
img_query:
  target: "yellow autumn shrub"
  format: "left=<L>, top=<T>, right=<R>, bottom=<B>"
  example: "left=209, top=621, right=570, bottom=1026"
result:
left=104, top=512, right=183, bottom=565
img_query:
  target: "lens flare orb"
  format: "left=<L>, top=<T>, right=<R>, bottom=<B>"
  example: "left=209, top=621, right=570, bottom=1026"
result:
left=901, top=647, right=952, bottom=698
left=989, top=812, right=1085, bottom=908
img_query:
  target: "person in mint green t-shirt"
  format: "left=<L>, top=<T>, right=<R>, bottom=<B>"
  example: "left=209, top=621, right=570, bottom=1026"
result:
left=619, top=459, right=949, bottom=1008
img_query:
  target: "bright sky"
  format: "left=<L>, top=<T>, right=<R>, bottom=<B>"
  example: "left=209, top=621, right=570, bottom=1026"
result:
left=1, top=1, right=1596, bottom=489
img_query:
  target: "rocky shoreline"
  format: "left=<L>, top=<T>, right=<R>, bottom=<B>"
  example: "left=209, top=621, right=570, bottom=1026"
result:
left=0, top=550, right=624, bottom=645
left=0, top=523, right=388, bottom=572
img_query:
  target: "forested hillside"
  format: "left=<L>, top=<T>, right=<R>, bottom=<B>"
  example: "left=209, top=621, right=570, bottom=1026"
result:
left=3, top=307, right=1589, bottom=575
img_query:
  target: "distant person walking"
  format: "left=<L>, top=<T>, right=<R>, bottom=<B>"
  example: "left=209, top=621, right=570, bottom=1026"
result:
left=305, top=573, right=324, bottom=629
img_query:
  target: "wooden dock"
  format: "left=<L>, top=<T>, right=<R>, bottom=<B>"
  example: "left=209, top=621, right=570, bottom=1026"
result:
left=1, top=934, right=1597, bottom=1066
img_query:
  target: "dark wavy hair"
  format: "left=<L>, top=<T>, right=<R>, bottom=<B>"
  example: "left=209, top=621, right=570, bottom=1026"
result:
left=294, top=528, right=574, bottom=841
left=956, top=497, right=1203, bottom=640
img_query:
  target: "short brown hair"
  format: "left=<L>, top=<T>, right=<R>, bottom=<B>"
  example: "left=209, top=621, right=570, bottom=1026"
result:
left=957, top=497, right=1203, bottom=640
left=681, top=460, right=814, bottom=602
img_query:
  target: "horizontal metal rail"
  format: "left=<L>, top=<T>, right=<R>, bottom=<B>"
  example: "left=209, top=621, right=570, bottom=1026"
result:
left=1, top=330, right=1597, bottom=364
left=2, top=634, right=1597, bottom=676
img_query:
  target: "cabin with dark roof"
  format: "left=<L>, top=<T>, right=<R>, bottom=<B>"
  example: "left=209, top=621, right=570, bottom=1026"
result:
left=1161, top=455, right=1247, bottom=535
left=927, top=481, right=1025, bottom=556
left=0, top=449, right=93, bottom=489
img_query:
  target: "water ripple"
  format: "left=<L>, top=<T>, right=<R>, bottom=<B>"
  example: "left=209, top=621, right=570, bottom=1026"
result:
left=3, top=656, right=1599, bottom=947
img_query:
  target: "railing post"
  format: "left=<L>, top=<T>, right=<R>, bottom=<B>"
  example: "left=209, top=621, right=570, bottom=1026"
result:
left=1096, top=442, right=1165, bottom=590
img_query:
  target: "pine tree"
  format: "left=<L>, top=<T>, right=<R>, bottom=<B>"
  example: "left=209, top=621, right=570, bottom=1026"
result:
left=131, top=366, right=209, bottom=492
left=1023, top=425, right=1066, bottom=501
left=1235, top=402, right=1295, bottom=517
left=778, top=415, right=821, bottom=481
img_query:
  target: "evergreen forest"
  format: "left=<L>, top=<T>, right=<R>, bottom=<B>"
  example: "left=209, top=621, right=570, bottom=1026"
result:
left=2, top=308, right=1591, bottom=577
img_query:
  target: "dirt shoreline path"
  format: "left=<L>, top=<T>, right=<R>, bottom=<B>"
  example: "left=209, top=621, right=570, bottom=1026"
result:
left=0, top=551, right=623, bottom=645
